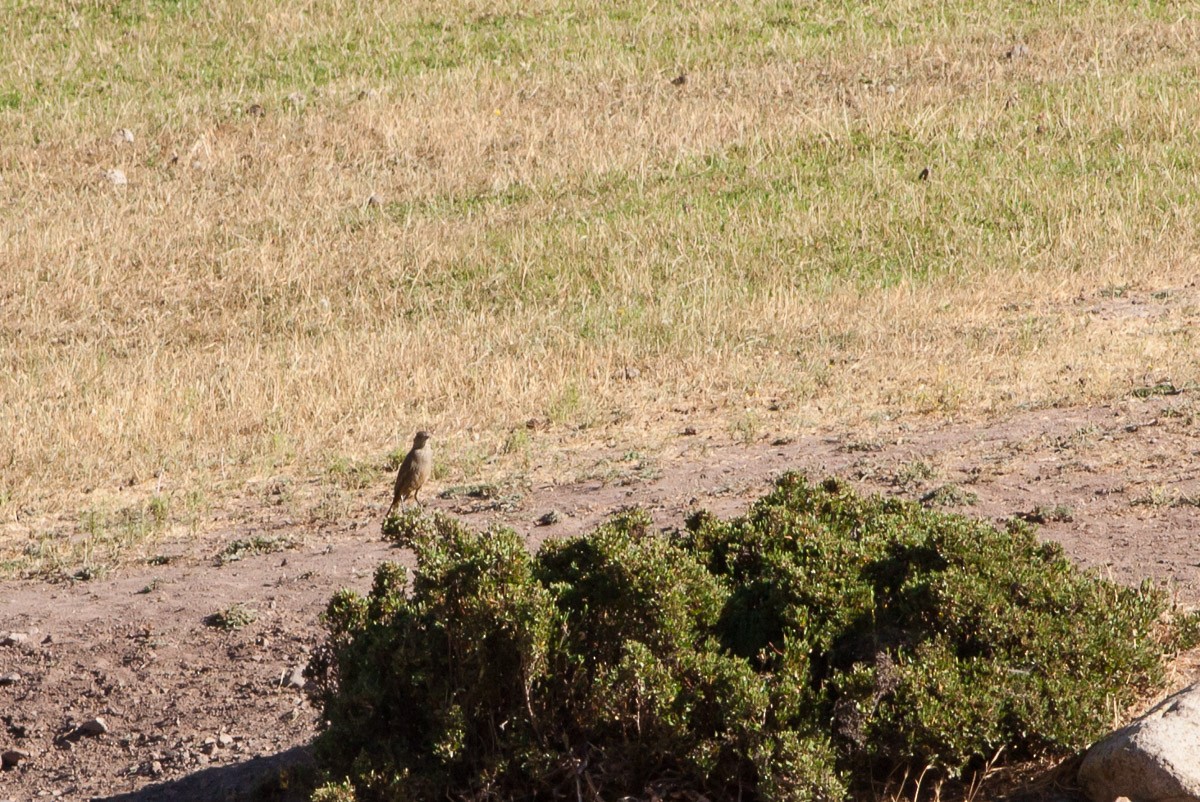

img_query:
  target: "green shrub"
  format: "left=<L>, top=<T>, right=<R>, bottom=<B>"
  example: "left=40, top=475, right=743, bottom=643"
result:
left=308, top=475, right=1196, bottom=801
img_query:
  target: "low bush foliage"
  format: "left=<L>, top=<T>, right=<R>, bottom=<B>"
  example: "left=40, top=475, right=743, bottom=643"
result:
left=308, top=475, right=1196, bottom=800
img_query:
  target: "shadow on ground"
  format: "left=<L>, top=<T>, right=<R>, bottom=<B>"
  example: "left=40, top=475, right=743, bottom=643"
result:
left=95, top=746, right=314, bottom=802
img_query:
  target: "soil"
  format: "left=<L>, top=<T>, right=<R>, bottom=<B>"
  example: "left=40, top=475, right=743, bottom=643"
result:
left=4, top=392, right=1200, bottom=801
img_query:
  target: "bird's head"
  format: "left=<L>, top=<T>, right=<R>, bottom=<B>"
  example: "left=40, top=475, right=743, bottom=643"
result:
left=413, top=430, right=432, bottom=448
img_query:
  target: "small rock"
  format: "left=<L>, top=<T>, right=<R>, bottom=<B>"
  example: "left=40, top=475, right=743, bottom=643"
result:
left=103, top=168, right=127, bottom=186
left=623, top=366, right=641, bottom=380
left=1079, top=680, right=1200, bottom=802
left=201, top=737, right=217, bottom=755
left=2, top=632, right=29, bottom=647
left=0, top=672, right=20, bottom=685
left=682, top=426, right=698, bottom=436
left=113, top=128, right=134, bottom=145
left=148, top=760, right=163, bottom=776
left=217, top=733, right=234, bottom=747
left=73, top=717, right=108, bottom=738
left=536, top=510, right=561, bottom=527
left=2, top=749, right=29, bottom=769
left=284, top=665, right=306, bottom=689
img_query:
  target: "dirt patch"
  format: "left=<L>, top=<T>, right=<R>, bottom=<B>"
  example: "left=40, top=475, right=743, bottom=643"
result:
left=3, top=395, right=1200, bottom=800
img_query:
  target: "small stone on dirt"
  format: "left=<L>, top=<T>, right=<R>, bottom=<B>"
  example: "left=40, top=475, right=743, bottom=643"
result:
left=1, top=632, right=27, bottom=647
left=536, top=510, right=561, bottom=527
left=218, top=733, right=234, bottom=747
left=0, top=672, right=20, bottom=685
left=103, top=168, right=127, bottom=186
left=73, top=717, right=108, bottom=738
left=2, top=749, right=30, bottom=770
left=682, top=426, right=698, bottom=436
left=284, top=665, right=306, bottom=689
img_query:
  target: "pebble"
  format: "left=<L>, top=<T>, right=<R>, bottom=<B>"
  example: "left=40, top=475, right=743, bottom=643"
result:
left=2, top=749, right=30, bottom=769
left=1, top=633, right=28, bottom=647
left=73, top=717, right=108, bottom=738
left=103, top=168, right=127, bottom=186
left=536, top=510, right=561, bottom=527
left=0, top=673, right=20, bottom=685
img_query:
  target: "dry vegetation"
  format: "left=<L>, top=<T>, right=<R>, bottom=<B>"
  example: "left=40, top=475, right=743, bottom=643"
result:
left=2, top=0, right=1200, bottom=568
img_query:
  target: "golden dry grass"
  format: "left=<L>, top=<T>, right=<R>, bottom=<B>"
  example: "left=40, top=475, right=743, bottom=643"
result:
left=3, top=1, right=1200, bottom=565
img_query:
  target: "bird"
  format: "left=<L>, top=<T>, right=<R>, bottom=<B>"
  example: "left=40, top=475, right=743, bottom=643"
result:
left=386, top=430, right=433, bottom=518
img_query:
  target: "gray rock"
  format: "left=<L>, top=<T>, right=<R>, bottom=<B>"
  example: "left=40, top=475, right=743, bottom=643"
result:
left=73, top=717, right=108, bottom=738
left=1, top=632, right=28, bottom=647
left=284, top=665, right=306, bottom=689
left=1079, top=681, right=1200, bottom=802
left=0, top=672, right=20, bottom=685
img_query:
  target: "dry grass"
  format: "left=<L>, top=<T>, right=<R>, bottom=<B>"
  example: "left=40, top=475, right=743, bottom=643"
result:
left=3, top=1, right=1200, bottom=559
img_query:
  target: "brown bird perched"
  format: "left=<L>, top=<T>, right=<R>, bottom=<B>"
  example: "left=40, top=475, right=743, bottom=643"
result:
left=386, top=430, right=433, bottom=518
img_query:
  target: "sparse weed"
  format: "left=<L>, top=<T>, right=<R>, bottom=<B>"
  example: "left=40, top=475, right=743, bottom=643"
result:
left=1015, top=504, right=1075, bottom=524
left=217, top=535, right=296, bottom=565
left=894, top=459, right=937, bottom=489
left=501, top=428, right=531, bottom=456
left=205, top=603, right=257, bottom=631
left=732, top=413, right=761, bottom=445
left=1131, top=486, right=1200, bottom=509
left=326, top=457, right=380, bottom=491
left=920, top=483, right=978, bottom=508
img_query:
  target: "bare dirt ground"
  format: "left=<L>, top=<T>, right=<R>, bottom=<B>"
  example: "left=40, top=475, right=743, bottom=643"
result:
left=4, top=392, right=1200, bottom=801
